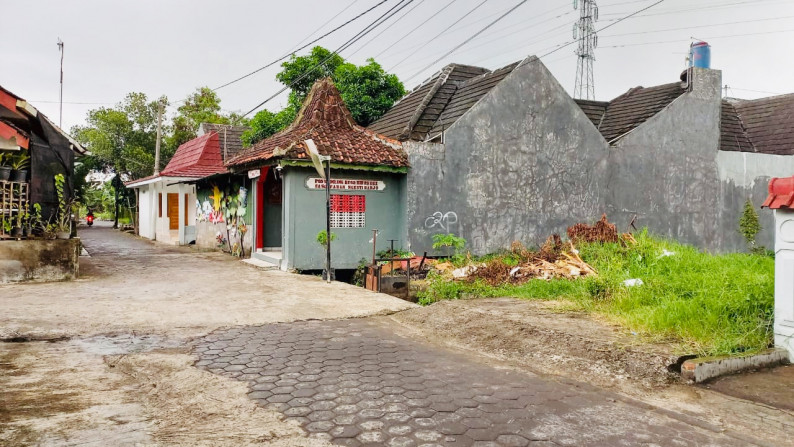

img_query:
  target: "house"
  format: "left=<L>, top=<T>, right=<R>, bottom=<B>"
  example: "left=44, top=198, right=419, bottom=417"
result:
left=0, top=85, right=87, bottom=234
left=126, top=123, right=247, bottom=245
left=370, top=54, right=792, bottom=254
left=225, top=78, right=409, bottom=271
left=0, top=85, right=87, bottom=282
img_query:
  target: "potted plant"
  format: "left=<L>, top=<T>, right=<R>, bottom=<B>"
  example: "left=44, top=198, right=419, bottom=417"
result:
left=10, top=152, right=30, bottom=182
left=316, top=230, right=336, bottom=281
left=0, top=152, right=11, bottom=181
left=54, top=173, right=72, bottom=239
left=11, top=200, right=26, bottom=238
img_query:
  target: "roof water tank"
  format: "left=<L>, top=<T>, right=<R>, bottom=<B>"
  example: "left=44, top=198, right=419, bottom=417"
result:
left=689, top=41, right=711, bottom=69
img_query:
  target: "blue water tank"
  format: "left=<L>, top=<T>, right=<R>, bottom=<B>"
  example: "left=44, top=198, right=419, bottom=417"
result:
left=689, top=41, right=711, bottom=69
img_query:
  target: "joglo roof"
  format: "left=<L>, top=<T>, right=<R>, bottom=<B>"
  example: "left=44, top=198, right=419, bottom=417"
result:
left=227, top=78, right=408, bottom=169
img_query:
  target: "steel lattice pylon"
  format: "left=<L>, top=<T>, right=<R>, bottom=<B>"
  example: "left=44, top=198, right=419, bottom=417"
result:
left=573, top=0, right=598, bottom=100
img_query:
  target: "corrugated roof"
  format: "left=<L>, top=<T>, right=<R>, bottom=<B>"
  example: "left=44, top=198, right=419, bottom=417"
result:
left=159, top=132, right=226, bottom=178
left=226, top=78, right=407, bottom=169
left=369, top=63, right=518, bottom=141
left=199, top=123, right=249, bottom=161
left=732, top=93, right=794, bottom=155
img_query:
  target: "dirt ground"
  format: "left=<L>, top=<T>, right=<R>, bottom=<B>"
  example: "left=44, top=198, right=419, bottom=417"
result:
left=389, top=298, right=794, bottom=446
left=0, top=224, right=414, bottom=446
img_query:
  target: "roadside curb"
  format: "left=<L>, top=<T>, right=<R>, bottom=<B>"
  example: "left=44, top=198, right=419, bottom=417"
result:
left=682, top=348, right=790, bottom=383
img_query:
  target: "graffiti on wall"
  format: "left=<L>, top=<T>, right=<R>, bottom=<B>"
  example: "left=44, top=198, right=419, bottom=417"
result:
left=197, top=183, right=250, bottom=257
left=424, top=211, right=458, bottom=232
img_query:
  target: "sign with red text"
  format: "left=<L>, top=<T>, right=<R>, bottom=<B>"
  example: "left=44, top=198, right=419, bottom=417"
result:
left=306, top=178, right=385, bottom=191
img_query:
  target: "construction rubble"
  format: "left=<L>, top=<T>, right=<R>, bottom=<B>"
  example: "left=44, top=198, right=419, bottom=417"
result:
left=429, top=215, right=636, bottom=286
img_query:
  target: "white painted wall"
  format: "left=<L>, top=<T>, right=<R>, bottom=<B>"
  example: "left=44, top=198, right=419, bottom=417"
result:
left=774, top=209, right=794, bottom=361
left=130, top=178, right=197, bottom=245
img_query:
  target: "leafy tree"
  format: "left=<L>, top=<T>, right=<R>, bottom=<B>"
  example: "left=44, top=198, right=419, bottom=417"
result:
left=246, top=47, right=405, bottom=145
left=241, top=105, right=297, bottom=146
left=334, top=59, right=405, bottom=126
left=168, top=87, right=247, bottom=151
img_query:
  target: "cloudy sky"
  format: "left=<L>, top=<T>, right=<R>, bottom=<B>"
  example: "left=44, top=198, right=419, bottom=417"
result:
left=2, top=0, right=792, bottom=132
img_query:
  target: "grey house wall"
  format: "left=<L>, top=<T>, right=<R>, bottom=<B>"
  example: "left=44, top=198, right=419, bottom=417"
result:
left=407, top=61, right=780, bottom=255
left=407, top=57, right=610, bottom=255
left=605, top=68, right=725, bottom=249
left=283, top=166, right=407, bottom=270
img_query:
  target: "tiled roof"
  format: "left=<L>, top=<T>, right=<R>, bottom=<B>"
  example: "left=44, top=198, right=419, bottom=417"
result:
left=573, top=99, right=608, bottom=128
left=594, top=82, right=687, bottom=143
left=369, top=63, right=516, bottom=141
left=199, top=123, right=249, bottom=161
left=719, top=100, right=755, bottom=153
left=732, top=93, right=794, bottom=155
left=160, top=132, right=226, bottom=177
left=226, top=78, right=407, bottom=169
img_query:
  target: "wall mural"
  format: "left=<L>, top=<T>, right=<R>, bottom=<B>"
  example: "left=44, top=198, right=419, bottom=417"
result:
left=197, top=183, right=249, bottom=257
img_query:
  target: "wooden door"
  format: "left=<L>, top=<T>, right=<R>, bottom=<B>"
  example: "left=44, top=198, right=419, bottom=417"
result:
left=167, top=193, right=179, bottom=230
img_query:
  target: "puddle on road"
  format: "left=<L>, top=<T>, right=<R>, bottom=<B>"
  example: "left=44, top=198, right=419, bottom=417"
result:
left=72, top=334, right=185, bottom=356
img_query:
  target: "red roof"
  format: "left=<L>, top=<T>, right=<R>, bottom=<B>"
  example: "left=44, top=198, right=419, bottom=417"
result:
left=762, top=176, right=794, bottom=209
left=161, top=132, right=226, bottom=177
left=227, top=78, right=408, bottom=169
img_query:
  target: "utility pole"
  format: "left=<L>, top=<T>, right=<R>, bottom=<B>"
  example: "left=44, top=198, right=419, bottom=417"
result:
left=573, top=0, right=598, bottom=100
left=154, top=99, right=164, bottom=175
left=57, top=38, right=64, bottom=128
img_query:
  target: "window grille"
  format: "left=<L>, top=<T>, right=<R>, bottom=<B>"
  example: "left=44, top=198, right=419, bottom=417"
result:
left=330, top=195, right=365, bottom=228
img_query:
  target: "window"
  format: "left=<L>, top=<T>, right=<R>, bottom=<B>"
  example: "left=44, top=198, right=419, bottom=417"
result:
left=330, top=195, right=365, bottom=228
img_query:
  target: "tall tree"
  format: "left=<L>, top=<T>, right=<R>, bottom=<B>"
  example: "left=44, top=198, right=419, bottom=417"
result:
left=168, top=87, right=247, bottom=151
left=244, top=47, right=405, bottom=145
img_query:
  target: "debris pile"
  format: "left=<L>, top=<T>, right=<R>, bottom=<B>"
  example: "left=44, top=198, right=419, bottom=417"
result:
left=466, top=237, right=597, bottom=285
left=567, top=213, right=618, bottom=244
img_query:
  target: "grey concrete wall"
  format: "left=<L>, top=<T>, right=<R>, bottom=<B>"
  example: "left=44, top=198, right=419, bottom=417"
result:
left=606, top=68, right=724, bottom=249
left=283, top=167, right=407, bottom=270
left=408, top=57, right=610, bottom=256
left=0, top=238, right=80, bottom=283
left=407, top=62, right=786, bottom=255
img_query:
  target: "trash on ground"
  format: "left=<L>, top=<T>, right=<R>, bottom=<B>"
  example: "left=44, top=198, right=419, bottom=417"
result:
left=623, top=278, right=644, bottom=287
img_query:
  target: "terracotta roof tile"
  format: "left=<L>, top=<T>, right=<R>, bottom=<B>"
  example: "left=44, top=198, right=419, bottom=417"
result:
left=199, top=123, right=249, bottom=161
left=719, top=100, right=755, bottom=153
left=595, top=82, right=687, bottom=143
left=227, top=79, right=408, bottom=169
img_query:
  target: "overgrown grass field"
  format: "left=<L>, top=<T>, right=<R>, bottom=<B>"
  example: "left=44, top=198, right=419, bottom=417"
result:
left=418, top=230, right=775, bottom=357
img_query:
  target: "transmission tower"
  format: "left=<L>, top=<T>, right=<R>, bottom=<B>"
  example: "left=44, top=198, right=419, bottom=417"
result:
left=573, top=0, right=598, bottom=100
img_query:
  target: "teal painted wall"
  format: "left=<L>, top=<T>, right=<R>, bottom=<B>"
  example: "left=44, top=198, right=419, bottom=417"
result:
left=283, top=166, right=407, bottom=270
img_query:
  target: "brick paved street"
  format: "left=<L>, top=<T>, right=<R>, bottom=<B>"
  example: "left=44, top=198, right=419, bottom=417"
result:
left=194, top=319, right=750, bottom=447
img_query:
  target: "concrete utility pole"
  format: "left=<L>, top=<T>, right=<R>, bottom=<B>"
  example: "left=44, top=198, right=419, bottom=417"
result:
left=154, top=100, right=164, bottom=175
left=57, top=38, right=64, bottom=128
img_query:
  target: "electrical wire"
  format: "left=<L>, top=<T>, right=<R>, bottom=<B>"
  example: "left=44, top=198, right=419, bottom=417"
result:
left=599, top=28, right=794, bottom=48
left=213, top=0, right=390, bottom=91
left=346, top=0, right=427, bottom=58
left=291, top=0, right=361, bottom=49
left=242, top=0, right=416, bottom=117
left=401, top=0, right=532, bottom=84
left=599, top=15, right=794, bottom=39
left=387, top=0, right=491, bottom=73
left=373, top=0, right=460, bottom=61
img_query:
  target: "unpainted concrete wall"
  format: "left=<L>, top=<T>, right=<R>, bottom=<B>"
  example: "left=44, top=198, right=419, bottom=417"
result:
left=0, top=238, right=80, bottom=283
left=408, top=57, right=610, bottom=256
left=408, top=61, right=783, bottom=255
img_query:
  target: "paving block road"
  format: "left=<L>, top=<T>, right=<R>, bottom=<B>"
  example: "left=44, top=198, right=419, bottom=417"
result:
left=194, top=319, right=751, bottom=447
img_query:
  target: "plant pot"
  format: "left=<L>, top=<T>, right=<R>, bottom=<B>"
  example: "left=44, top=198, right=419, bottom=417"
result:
left=10, top=169, right=28, bottom=182
left=0, top=166, right=10, bottom=181
left=322, top=268, right=336, bottom=281
left=56, top=231, right=71, bottom=240
left=10, top=227, right=23, bottom=238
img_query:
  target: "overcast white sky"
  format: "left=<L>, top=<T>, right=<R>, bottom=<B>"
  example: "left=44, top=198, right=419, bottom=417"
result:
left=2, top=0, right=792, bottom=132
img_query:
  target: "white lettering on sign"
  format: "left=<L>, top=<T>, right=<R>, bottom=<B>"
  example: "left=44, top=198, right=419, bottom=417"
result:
left=306, top=178, right=386, bottom=191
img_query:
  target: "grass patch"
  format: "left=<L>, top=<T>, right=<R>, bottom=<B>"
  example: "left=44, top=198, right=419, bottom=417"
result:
left=418, top=230, right=775, bottom=357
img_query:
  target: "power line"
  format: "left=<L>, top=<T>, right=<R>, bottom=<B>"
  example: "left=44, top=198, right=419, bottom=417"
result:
left=242, top=0, right=416, bottom=117
left=387, top=0, right=490, bottom=73
left=373, top=0, right=460, bottom=61
left=346, top=0, right=427, bottom=58
left=402, top=0, right=529, bottom=84
left=599, top=15, right=794, bottom=38
left=573, top=0, right=599, bottom=100
left=292, top=0, right=361, bottom=49
left=213, top=0, right=390, bottom=91
left=599, top=28, right=794, bottom=48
